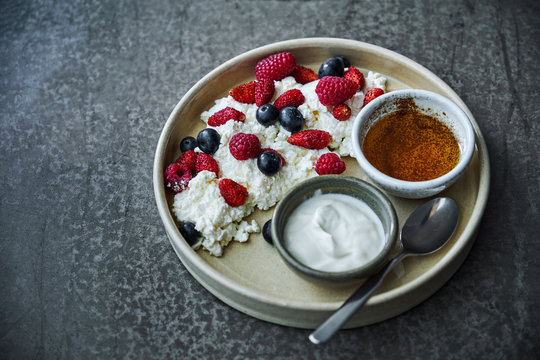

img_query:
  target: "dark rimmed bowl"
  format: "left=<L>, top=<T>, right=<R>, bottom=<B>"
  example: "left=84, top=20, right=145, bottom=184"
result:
left=271, top=176, right=398, bottom=283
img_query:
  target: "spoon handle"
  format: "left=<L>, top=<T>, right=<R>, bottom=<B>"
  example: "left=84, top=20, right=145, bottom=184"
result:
left=309, top=252, right=407, bottom=344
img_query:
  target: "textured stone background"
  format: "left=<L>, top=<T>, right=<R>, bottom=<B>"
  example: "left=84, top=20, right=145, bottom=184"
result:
left=1, top=0, right=539, bottom=359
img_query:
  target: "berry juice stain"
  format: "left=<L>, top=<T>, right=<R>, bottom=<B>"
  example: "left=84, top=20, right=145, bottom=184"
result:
left=362, top=98, right=460, bottom=181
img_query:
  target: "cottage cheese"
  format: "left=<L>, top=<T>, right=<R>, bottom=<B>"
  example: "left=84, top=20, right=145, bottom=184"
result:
left=209, top=120, right=328, bottom=211
left=172, top=170, right=259, bottom=256
left=175, top=69, right=387, bottom=256
left=365, top=71, right=387, bottom=92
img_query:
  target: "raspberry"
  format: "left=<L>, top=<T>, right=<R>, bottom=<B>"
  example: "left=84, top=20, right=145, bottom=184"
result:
left=255, top=78, right=275, bottom=107
left=174, top=171, right=192, bottom=192
left=166, top=162, right=188, bottom=178
left=195, top=152, right=219, bottom=177
left=208, top=107, right=245, bottom=127
left=273, top=89, right=305, bottom=111
left=229, top=133, right=261, bottom=160
left=261, top=148, right=286, bottom=165
left=219, top=178, right=249, bottom=207
left=315, top=153, right=346, bottom=175
left=363, top=88, right=385, bottom=107
left=164, top=162, right=192, bottom=193
left=291, top=65, right=318, bottom=84
left=229, top=81, right=256, bottom=103
left=344, top=67, right=365, bottom=88
left=176, top=150, right=197, bottom=172
left=315, top=76, right=359, bottom=106
left=332, top=104, right=351, bottom=121
left=287, top=130, right=331, bottom=150
left=255, top=52, right=296, bottom=81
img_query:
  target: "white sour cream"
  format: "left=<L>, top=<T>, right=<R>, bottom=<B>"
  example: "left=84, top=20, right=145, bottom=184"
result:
left=283, top=192, right=385, bottom=272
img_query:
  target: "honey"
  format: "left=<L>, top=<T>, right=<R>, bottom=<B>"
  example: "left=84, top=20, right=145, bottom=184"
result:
left=362, top=99, right=460, bottom=181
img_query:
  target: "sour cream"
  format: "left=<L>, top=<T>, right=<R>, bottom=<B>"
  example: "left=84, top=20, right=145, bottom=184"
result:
left=283, top=192, right=385, bottom=272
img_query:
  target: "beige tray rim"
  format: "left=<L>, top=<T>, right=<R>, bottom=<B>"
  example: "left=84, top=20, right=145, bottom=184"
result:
left=153, top=38, right=490, bottom=314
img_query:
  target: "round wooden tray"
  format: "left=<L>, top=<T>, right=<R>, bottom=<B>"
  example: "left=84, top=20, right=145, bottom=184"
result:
left=153, top=38, right=490, bottom=329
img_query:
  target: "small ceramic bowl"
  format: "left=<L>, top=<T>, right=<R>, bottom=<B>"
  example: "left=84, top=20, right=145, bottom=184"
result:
left=271, top=176, right=398, bottom=283
left=351, top=89, right=476, bottom=199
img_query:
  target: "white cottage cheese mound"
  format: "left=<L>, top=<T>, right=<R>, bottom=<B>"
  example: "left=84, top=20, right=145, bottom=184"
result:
left=365, top=71, right=387, bottom=92
left=172, top=170, right=259, bottom=256
left=175, top=69, right=387, bottom=256
left=297, top=81, right=364, bottom=157
left=210, top=120, right=328, bottom=210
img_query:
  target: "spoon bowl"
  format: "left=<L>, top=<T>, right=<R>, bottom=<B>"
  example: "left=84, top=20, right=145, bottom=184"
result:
left=309, top=197, right=460, bottom=344
left=401, top=197, right=459, bottom=255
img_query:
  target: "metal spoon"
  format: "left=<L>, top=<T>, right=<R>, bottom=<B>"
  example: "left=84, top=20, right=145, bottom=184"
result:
left=309, top=197, right=459, bottom=344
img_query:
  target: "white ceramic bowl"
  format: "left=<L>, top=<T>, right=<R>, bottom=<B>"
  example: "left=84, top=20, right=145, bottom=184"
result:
left=352, top=89, right=476, bottom=199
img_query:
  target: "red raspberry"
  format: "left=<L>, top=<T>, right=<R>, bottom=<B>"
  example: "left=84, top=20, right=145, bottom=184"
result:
left=229, top=133, right=261, bottom=160
left=363, top=88, right=385, bottom=107
left=315, top=153, right=346, bottom=175
left=344, top=67, right=365, bottom=88
left=164, top=162, right=192, bottom=193
left=208, top=107, right=245, bottom=127
left=229, top=81, right=256, bottom=103
left=174, top=171, right=192, bottom=192
left=219, top=178, right=249, bottom=207
left=176, top=150, right=197, bottom=172
left=165, top=162, right=187, bottom=179
left=255, top=52, right=296, bottom=81
left=255, top=78, right=275, bottom=107
left=291, top=65, right=318, bottom=84
left=332, top=104, right=351, bottom=121
left=273, top=89, right=305, bottom=111
left=287, top=130, right=331, bottom=150
left=195, top=152, right=219, bottom=177
left=315, top=76, right=359, bottom=106
left=261, top=148, right=286, bottom=165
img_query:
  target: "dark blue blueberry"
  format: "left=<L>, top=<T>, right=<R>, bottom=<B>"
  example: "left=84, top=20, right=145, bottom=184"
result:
left=278, top=107, right=304, bottom=133
left=256, top=104, right=279, bottom=126
left=196, top=128, right=220, bottom=155
left=336, top=56, right=351, bottom=68
left=180, top=222, right=200, bottom=246
left=318, top=57, right=345, bottom=78
left=262, top=220, right=273, bottom=245
left=257, top=151, right=282, bottom=176
left=180, top=136, right=198, bottom=152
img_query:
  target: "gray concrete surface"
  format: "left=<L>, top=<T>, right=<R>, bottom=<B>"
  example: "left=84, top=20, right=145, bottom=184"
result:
left=1, top=0, right=539, bottom=359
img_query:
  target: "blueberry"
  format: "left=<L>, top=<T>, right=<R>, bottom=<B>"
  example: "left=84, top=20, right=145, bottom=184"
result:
left=197, top=128, right=220, bottom=155
left=318, top=57, right=345, bottom=78
left=256, top=104, right=279, bottom=126
left=278, top=107, right=304, bottom=133
left=336, top=55, right=351, bottom=68
left=257, top=151, right=282, bottom=176
left=262, top=220, right=273, bottom=245
left=180, top=136, right=198, bottom=152
left=179, top=222, right=200, bottom=246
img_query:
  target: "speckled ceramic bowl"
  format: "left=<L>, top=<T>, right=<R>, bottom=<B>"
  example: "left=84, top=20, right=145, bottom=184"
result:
left=352, top=89, right=476, bottom=199
left=271, top=176, right=398, bottom=283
